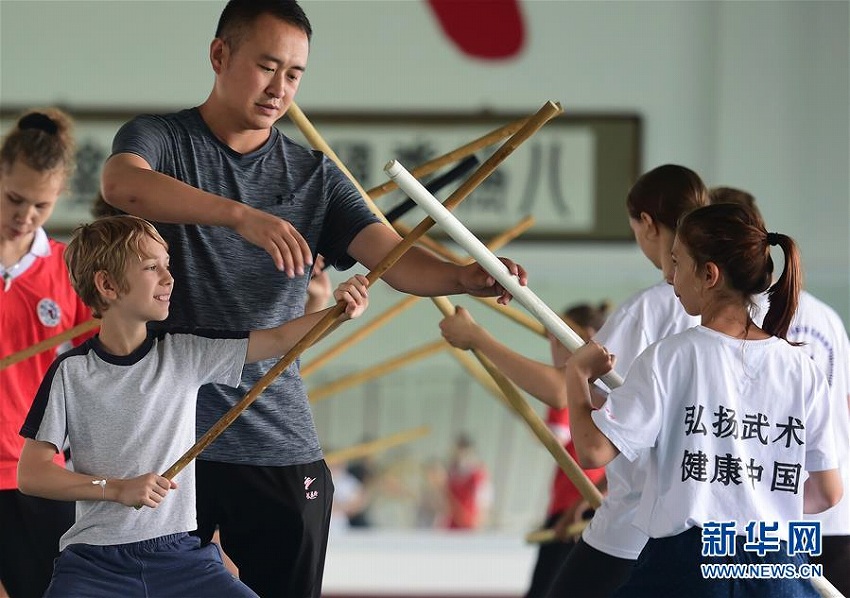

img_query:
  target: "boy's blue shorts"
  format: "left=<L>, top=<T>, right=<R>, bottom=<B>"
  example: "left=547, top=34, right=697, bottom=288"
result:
left=45, top=532, right=257, bottom=597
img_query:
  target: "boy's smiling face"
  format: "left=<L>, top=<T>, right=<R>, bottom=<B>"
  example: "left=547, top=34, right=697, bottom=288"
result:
left=113, top=235, right=173, bottom=323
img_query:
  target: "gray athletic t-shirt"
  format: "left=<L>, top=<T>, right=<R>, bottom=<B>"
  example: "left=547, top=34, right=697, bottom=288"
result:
left=21, top=330, right=247, bottom=550
left=111, top=109, right=379, bottom=465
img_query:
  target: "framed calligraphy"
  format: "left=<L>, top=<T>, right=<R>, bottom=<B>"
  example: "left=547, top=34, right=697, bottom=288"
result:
left=1, top=108, right=641, bottom=240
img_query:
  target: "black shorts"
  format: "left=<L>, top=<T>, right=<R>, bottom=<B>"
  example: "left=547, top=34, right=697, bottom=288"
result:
left=0, top=489, right=74, bottom=597
left=544, top=537, right=635, bottom=598
left=525, top=512, right=579, bottom=598
left=811, top=535, right=850, bottom=597
left=193, top=459, right=334, bottom=598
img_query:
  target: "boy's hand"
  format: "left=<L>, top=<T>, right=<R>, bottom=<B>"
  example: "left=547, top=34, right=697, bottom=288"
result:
left=458, top=257, right=527, bottom=305
left=334, top=274, right=370, bottom=319
left=115, top=473, right=177, bottom=509
left=439, top=306, right=481, bottom=350
left=568, top=341, right=615, bottom=380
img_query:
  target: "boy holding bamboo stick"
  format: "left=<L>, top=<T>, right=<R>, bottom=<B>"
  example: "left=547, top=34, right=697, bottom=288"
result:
left=17, top=215, right=369, bottom=597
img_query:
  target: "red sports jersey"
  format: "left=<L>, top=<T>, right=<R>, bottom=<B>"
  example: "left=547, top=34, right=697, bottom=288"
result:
left=1, top=238, right=93, bottom=489
left=446, top=464, right=489, bottom=529
left=546, top=407, right=606, bottom=516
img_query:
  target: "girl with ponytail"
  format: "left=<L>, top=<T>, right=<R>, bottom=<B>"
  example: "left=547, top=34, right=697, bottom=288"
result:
left=0, top=109, right=93, bottom=597
left=564, top=202, right=841, bottom=596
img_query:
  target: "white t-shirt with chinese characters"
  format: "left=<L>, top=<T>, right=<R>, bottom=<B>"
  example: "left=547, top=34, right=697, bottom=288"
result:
left=592, top=326, right=836, bottom=542
left=582, top=281, right=700, bottom=559
left=753, top=290, right=850, bottom=535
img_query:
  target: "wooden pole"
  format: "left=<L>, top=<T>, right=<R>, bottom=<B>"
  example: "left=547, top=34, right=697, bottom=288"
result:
left=290, top=101, right=602, bottom=507
left=0, top=319, right=99, bottom=371
left=429, top=297, right=604, bottom=509
left=301, top=216, right=534, bottom=380
left=366, top=117, right=531, bottom=201
left=524, top=521, right=589, bottom=544
left=325, top=425, right=430, bottom=465
left=287, top=102, right=604, bottom=506
left=309, top=340, right=447, bottom=403
left=162, top=102, right=558, bottom=479
left=302, top=295, right=421, bottom=379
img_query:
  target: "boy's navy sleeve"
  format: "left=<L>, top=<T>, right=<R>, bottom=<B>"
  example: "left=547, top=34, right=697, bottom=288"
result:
left=20, top=354, right=72, bottom=453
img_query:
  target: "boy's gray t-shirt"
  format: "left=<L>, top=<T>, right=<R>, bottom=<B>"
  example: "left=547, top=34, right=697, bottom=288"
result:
left=111, top=109, right=379, bottom=466
left=21, top=331, right=247, bottom=550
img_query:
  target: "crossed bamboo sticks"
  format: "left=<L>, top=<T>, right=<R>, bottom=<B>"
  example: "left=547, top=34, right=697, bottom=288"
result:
left=286, top=101, right=603, bottom=514
left=162, top=100, right=564, bottom=479
left=3, top=102, right=603, bottom=522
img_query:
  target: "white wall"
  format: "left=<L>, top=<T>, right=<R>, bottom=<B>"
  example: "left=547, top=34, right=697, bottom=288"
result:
left=2, top=0, right=845, bottom=318
left=2, top=0, right=848, bottom=539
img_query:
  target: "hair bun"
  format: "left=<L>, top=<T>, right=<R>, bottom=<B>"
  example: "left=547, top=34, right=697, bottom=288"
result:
left=18, top=112, right=59, bottom=135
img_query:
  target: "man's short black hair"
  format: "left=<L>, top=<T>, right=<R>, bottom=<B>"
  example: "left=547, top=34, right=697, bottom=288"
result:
left=215, top=0, right=312, bottom=50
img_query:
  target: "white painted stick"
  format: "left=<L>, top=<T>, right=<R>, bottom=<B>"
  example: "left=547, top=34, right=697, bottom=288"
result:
left=811, top=575, right=844, bottom=598
left=384, top=159, right=625, bottom=390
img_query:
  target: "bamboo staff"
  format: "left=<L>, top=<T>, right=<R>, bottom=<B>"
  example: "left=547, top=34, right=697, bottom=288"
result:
left=429, top=296, right=603, bottom=508
left=301, top=216, right=534, bottom=380
left=325, top=425, right=430, bottom=466
left=524, top=520, right=589, bottom=544
left=289, top=99, right=554, bottom=389
left=286, top=103, right=451, bottom=262
left=309, top=340, right=447, bottom=403
left=287, top=101, right=603, bottom=506
left=366, top=117, right=531, bottom=201
left=0, top=319, right=99, bottom=371
left=395, top=221, right=583, bottom=340
left=446, top=347, right=503, bottom=404
left=302, top=295, right=421, bottom=379
left=162, top=102, right=559, bottom=480
left=386, top=160, right=624, bottom=391
left=287, top=101, right=603, bottom=505
left=384, top=156, right=611, bottom=506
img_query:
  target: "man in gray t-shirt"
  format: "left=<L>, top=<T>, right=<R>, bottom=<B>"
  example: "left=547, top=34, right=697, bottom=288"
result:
left=101, top=1, right=526, bottom=596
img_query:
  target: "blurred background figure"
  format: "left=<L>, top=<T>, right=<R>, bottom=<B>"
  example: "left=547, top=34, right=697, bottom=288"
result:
left=444, top=433, right=492, bottom=530
left=416, top=458, right=449, bottom=529
left=345, top=449, right=378, bottom=528
left=328, top=457, right=367, bottom=535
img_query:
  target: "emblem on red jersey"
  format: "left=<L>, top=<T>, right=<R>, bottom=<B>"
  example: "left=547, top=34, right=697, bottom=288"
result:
left=37, top=298, right=61, bottom=327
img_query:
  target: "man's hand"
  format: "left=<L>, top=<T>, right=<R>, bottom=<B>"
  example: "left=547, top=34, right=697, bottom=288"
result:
left=233, top=206, right=313, bottom=277
left=458, top=257, right=527, bottom=305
